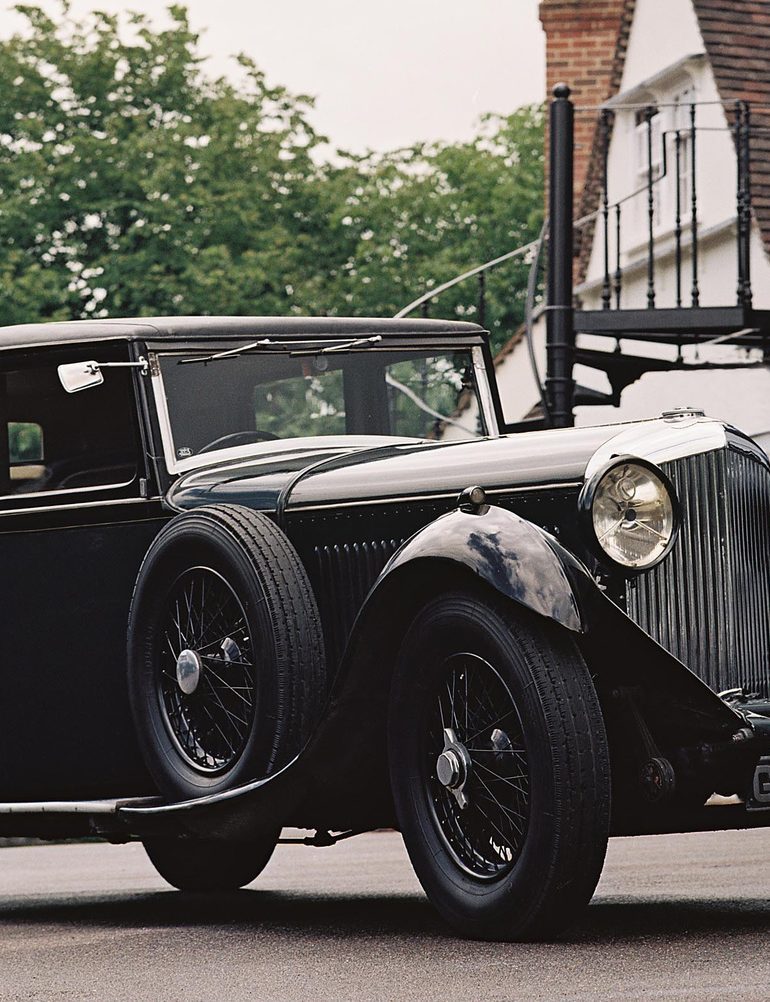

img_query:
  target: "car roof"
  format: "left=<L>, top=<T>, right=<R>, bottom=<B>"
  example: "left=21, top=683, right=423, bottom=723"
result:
left=0, top=315, right=487, bottom=351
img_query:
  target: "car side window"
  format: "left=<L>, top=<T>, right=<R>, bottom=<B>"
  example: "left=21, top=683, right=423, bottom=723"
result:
left=0, top=358, right=139, bottom=497
left=384, top=353, right=482, bottom=440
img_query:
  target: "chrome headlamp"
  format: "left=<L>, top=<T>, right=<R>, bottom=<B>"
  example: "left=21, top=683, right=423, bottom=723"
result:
left=580, top=457, right=679, bottom=570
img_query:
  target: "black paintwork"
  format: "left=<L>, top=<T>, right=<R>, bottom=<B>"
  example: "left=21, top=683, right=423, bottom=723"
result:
left=0, top=508, right=165, bottom=798
left=168, top=424, right=618, bottom=512
left=0, top=317, right=765, bottom=842
left=0, top=315, right=485, bottom=352
left=166, top=427, right=626, bottom=673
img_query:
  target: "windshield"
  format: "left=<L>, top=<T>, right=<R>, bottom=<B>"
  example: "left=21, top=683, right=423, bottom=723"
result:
left=156, top=346, right=487, bottom=468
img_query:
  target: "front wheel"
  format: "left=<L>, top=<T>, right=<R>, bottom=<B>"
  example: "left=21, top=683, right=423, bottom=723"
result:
left=388, top=590, right=610, bottom=941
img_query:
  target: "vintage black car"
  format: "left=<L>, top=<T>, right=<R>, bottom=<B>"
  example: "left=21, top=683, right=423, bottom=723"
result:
left=2, top=315, right=769, bottom=940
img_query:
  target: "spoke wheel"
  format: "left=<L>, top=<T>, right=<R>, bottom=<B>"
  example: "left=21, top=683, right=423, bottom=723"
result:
left=426, top=653, right=529, bottom=879
left=159, top=567, right=257, bottom=773
left=128, top=504, right=327, bottom=803
left=389, top=590, right=610, bottom=942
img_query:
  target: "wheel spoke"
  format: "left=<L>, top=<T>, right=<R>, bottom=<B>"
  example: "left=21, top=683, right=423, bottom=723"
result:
left=464, top=665, right=469, bottom=737
left=184, top=577, right=195, bottom=648
left=465, top=707, right=517, bottom=746
left=164, top=630, right=179, bottom=661
left=196, top=622, right=248, bottom=654
left=201, top=675, right=250, bottom=728
left=173, top=600, right=186, bottom=651
left=425, top=653, right=529, bottom=878
left=473, top=772, right=527, bottom=830
left=204, top=664, right=255, bottom=707
left=197, top=702, right=237, bottom=759
left=158, top=567, right=257, bottom=773
left=473, top=759, right=529, bottom=794
left=201, top=654, right=254, bottom=670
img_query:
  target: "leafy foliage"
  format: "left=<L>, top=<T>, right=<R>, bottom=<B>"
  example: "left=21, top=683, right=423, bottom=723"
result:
left=327, top=108, right=545, bottom=351
left=0, top=3, right=544, bottom=353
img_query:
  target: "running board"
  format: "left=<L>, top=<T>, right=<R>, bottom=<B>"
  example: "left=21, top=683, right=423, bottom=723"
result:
left=0, top=798, right=161, bottom=815
left=0, top=797, right=165, bottom=842
left=0, top=754, right=305, bottom=842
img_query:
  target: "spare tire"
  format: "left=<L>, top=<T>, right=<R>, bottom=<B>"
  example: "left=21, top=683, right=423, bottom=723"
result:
left=127, top=504, right=326, bottom=801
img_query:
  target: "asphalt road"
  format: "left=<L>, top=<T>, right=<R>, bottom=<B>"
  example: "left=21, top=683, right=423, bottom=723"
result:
left=0, top=828, right=768, bottom=1001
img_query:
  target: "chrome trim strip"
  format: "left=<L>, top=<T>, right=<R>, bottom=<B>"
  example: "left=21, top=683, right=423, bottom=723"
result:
left=472, top=344, right=499, bottom=437
left=0, top=796, right=162, bottom=815
left=4, top=476, right=138, bottom=502
left=287, top=481, right=581, bottom=513
left=0, top=496, right=163, bottom=518
left=583, top=417, right=729, bottom=481
left=120, top=759, right=299, bottom=815
left=149, top=352, right=181, bottom=474
left=486, top=482, right=581, bottom=495
left=0, top=800, right=119, bottom=815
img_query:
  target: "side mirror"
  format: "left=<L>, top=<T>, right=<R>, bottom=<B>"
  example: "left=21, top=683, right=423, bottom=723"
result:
left=58, top=361, right=105, bottom=394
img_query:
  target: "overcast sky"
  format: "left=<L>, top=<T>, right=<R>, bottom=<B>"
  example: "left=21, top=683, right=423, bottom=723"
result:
left=0, top=0, right=545, bottom=153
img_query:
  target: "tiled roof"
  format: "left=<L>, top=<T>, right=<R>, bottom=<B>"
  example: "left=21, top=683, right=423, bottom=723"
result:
left=693, top=0, right=770, bottom=257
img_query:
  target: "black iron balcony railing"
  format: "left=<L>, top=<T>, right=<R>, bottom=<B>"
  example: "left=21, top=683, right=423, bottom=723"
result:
left=396, top=86, right=770, bottom=429
left=594, top=98, right=753, bottom=314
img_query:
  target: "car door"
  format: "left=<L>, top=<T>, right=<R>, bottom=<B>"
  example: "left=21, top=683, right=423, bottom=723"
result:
left=0, top=342, right=168, bottom=800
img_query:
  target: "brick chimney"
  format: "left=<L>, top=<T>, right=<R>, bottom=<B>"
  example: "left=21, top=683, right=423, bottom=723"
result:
left=539, top=0, right=634, bottom=216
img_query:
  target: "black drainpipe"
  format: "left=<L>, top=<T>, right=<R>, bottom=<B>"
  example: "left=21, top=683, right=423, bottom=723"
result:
left=545, top=83, right=575, bottom=428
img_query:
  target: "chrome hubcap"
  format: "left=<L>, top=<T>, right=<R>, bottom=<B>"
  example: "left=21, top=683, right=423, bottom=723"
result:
left=176, top=648, right=202, bottom=695
left=436, top=749, right=462, bottom=787
left=436, top=727, right=472, bottom=809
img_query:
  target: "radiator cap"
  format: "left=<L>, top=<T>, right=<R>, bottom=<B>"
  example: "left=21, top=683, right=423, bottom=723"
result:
left=661, top=406, right=706, bottom=422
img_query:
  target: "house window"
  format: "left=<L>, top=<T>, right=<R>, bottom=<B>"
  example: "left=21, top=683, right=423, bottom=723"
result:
left=630, top=84, right=696, bottom=238
left=671, top=86, right=695, bottom=217
left=634, top=106, right=662, bottom=229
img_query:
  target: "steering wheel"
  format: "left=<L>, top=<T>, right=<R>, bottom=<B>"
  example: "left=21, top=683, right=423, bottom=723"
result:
left=196, top=430, right=279, bottom=454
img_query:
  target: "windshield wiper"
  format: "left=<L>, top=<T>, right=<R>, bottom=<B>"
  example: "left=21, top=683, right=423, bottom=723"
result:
left=178, top=335, right=383, bottom=365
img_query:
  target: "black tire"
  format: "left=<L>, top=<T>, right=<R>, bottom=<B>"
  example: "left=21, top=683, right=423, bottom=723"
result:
left=143, top=830, right=280, bottom=891
left=127, top=504, right=326, bottom=801
left=388, top=590, right=610, bottom=942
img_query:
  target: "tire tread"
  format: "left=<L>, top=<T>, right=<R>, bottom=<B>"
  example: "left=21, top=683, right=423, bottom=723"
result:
left=389, top=588, right=610, bottom=941
left=127, top=503, right=326, bottom=799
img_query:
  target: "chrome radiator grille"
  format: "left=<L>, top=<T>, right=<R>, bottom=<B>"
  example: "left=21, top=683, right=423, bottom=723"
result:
left=626, top=447, right=770, bottom=695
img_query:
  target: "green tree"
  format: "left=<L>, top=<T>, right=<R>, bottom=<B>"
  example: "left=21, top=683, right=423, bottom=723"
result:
left=0, top=2, right=329, bottom=321
left=0, top=4, right=544, bottom=355
left=323, top=106, right=545, bottom=353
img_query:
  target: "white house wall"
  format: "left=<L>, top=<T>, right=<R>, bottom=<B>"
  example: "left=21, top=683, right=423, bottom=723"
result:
left=496, top=0, right=770, bottom=438
left=573, top=365, right=770, bottom=451
left=620, top=0, right=703, bottom=88
left=573, top=0, right=770, bottom=439
left=495, top=325, right=548, bottom=427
